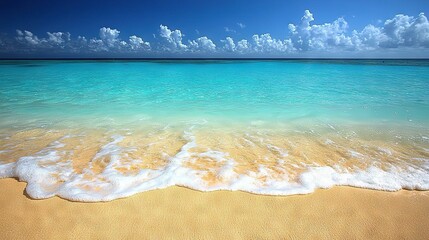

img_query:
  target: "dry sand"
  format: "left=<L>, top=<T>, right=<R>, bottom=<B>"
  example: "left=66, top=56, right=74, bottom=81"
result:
left=0, top=178, right=428, bottom=240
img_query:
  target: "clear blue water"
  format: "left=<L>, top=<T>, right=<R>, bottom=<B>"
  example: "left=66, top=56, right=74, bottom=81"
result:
left=0, top=60, right=428, bottom=129
left=1, top=60, right=429, bottom=201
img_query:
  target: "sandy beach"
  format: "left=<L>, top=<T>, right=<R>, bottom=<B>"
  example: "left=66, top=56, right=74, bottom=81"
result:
left=1, top=0, right=429, bottom=237
left=0, top=178, right=428, bottom=239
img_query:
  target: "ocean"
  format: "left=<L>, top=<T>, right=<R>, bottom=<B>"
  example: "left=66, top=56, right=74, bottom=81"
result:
left=0, top=59, right=428, bottom=201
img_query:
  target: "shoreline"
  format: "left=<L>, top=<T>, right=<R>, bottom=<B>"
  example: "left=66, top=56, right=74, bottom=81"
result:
left=1, top=178, right=428, bottom=239
left=2, top=126, right=428, bottom=202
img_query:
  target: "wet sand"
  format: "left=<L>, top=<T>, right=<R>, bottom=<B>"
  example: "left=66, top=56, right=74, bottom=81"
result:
left=2, top=128, right=428, bottom=201
left=0, top=178, right=428, bottom=239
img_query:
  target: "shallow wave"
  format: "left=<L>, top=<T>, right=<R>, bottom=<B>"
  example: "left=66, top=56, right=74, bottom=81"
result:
left=0, top=127, right=428, bottom=202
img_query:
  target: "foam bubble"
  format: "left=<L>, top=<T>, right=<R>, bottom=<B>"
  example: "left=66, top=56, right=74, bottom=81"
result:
left=348, top=150, right=365, bottom=159
left=266, top=144, right=289, bottom=158
left=378, top=147, right=393, bottom=155
left=4, top=137, right=74, bottom=199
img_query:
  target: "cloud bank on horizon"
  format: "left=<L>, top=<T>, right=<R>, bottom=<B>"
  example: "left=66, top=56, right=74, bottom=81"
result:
left=1, top=10, right=429, bottom=57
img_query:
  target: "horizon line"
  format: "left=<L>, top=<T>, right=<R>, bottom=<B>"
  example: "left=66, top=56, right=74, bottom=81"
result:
left=1, top=57, right=429, bottom=61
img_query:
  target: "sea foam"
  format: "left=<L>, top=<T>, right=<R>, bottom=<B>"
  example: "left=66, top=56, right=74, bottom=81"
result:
left=1, top=129, right=429, bottom=202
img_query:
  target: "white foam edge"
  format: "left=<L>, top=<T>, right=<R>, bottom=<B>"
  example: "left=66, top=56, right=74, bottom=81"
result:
left=0, top=131, right=428, bottom=202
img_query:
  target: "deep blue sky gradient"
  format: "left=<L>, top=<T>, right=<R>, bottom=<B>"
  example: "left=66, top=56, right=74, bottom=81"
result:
left=1, top=0, right=428, bottom=41
left=1, top=0, right=429, bottom=58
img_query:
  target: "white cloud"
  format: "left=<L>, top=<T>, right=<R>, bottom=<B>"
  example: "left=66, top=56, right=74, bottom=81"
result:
left=159, top=25, right=216, bottom=53
left=88, top=27, right=152, bottom=52
left=286, top=10, right=429, bottom=52
left=237, top=23, right=246, bottom=29
left=236, top=39, right=249, bottom=52
left=351, top=12, right=429, bottom=50
left=85, top=27, right=124, bottom=52
left=16, top=30, right=73, bottom=50
left=224, top=27, right=236, bottom=33
left=381, top=13, right=429, bottom=47
left=352, top=25, right=386, bottom=50
left=77, top=36, right=87, bottom=43
left=252, top=33, right=294, bottom=52
left=188, top=36, right=216, bottom=52
left=221, top=37, right=235, bottom=52
left=159, top=24, right=187, bottom=51
left=12, top=27, right=154, bottom=54
left=288, top=10, right=353, bottom=51
left=129, top=35, right=150, bottom=50
left=88, top=39, right=106, bottom=51
left=47, top=32, right=71, bottom=44
left=221, top=37, right=250, bottom=54
left=16, top=30, right=42, bottom=45
left=99, top=27, right=120, bottom=47
left=7, top=11, right=429, bottom=56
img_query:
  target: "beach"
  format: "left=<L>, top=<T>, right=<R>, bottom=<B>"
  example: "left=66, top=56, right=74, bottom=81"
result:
left=1, top=60, right=429, bottom=202
left=0, top=60, right=428, bottom=239
left=1, top=0, right=429, bottom=237
left=1, top=178, right=428, bottom=239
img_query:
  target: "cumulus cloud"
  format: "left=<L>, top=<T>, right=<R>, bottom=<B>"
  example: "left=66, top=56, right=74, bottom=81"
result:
left=288, top=10, right=353, bottom=51
left=218, top=38, right=250, bottom=54
left=221, top=37, right=251, bottom=54
left=129, top=35, right=150, bottom=50
left=10, top=27, right=154, bottom=54
left=88, top=38, right=106, bottom=52
left=378, top=13, right=429, bottom=48
left=224, top=27, right=236, bottom=33
left=221, top=37, right=235, bottom=52
left=221, top=34, right=294, bottom=54
left=158, top=25, right=216, bottom=53
left=16, top=30, right=42, bottom=45
left=287, top=10, right=429, bottom=52
left=77, top=36, right=87, bottom=43
left=5, top=10, right=429, bottom=56
left=351, top=25, right=386, bottom=50
left=159, top=24, right=187, bottom=51
left=344, top=12, right=429, bottom=51
left=99, top=27, right=120, bottom=47
left=382, top=13, right=427, bottom=47
left=47, top=32, right=70, bottom=44
left=87, top=27, right=151, bottom=52
left=188, top=36, right=216, bottom=52
left=236, top=39, right=250, bottom=52
left=252, top=33, right=294, bottom=52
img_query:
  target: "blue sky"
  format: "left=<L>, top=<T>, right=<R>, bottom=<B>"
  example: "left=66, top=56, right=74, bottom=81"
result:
left=1, top=0, right=429, bottom=57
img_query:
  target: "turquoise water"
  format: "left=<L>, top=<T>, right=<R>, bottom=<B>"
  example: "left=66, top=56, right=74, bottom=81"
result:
left=1, top=60, right=428, bottom=129
left=0, top=60, right=429, bottom=201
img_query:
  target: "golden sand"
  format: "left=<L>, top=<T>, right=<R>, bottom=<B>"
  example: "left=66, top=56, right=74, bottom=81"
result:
left=0, top=178, right=428, bottom=239
left=2, top=128, right=427, bottom=181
